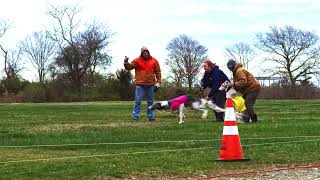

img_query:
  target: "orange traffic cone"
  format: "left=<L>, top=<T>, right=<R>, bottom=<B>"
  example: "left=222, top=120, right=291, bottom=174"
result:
left=217, top=94, right=250, bottom=161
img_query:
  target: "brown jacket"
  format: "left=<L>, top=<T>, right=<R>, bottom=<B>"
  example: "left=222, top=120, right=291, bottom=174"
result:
left=232, top=64, right=261, bottom=95
left=124, top=56, right=161, bottom=85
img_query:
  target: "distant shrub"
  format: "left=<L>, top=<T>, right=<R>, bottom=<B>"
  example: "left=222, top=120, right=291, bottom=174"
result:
left=22, top=83, right=46, bottom=102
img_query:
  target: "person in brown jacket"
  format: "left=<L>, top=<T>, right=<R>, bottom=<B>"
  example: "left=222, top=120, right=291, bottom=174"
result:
left=124, top=46, right=161, bottom=121
left=226, top=59, right=261, bottom=123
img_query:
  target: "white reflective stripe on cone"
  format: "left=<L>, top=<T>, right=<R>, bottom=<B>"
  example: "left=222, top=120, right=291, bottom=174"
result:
left=222, top=126, right=239, bottom=135
left=224, top=107, right=236, bottom=121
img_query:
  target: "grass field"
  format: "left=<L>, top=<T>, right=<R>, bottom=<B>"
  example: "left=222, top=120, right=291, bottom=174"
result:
left=0, top=100, right=319, bottom=179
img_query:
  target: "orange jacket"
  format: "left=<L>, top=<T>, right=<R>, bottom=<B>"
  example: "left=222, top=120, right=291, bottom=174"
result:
left=124, top=56, right=161, bottom=85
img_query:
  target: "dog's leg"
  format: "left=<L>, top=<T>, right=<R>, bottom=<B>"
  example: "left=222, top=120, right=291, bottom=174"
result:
left=178, top=104, right=185, bottom=124
left=201, top=109, right=208, bottom=119
left=200, top=101, right=209, bottom=119
left=191, top=101, right=208, bottom=119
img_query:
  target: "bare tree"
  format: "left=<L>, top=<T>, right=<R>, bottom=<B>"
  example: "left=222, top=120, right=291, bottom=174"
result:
left=21, top=31, right=56, bottom=83
left=1, top=48, right=23, bottom=80
left=0, top=19, right=11, bottom=77
left=166, top=34, right=208, bottom=90
left=256, top=25, right=320, bottom=87
left=47, top=4, right=112, bottom=90
left=0, top=21, right=23, bottom=77
left=79, top=22, right=112, bottom=76
left=0, top=19, right=26, bottom=95
left=225, top=42, right=255, bottom=70
left=0, top=19, right=9, bottom=38
left=47, top=4, right=80, bottom=49
left=0, top=47, right=24, bottom=95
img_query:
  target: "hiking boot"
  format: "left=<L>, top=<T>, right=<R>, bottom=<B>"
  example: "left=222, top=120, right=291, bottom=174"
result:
left=251, top=114, right=257, bottom=123
left=133, top=118, right=139, bottom=122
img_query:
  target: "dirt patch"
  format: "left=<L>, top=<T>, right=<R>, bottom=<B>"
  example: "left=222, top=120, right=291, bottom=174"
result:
left=191, top=163, right=320, bottom=179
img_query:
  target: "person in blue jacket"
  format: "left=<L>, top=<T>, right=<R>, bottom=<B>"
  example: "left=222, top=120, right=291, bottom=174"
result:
left=200, top=60, right=229, bottom=122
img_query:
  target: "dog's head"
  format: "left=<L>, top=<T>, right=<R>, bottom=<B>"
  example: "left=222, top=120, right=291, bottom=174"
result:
left=218, top=81, right=242, bottom=98
left=148, top=101, right=171, bottom=111
left=219, top=81, right=230, bottom=91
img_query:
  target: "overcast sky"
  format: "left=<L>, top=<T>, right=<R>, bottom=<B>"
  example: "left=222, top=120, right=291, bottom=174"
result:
left=0, top=0, right=319, bottom=81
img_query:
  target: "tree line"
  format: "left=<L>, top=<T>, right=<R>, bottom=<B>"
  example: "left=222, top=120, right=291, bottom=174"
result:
left=0, top=4, right=319, bottom=102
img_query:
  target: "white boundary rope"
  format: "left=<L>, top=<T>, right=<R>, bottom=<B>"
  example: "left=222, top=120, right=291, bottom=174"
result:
left=0, top=139, right=214, bottom=148
left=242, top=139, right=320, bottom=147
left=0, top=146, right=212, bottom=164
left=0, top=135, right=319, bottom=148
left=0, top=138, right=319, bottom=164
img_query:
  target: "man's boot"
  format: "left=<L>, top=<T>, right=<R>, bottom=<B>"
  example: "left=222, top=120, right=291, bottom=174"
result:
left=243, top=114, right=250, bottom=123
left=251, top=114, right=257, bottom=123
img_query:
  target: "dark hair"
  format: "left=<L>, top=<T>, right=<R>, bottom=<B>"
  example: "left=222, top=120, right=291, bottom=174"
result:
left=204, top=60, right=215, bottom=69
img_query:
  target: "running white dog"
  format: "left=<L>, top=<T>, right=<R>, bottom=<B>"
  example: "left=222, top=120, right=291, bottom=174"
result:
left=207, top=81, right=246, bottom=123
left=148, top=95, right=208, bottom=124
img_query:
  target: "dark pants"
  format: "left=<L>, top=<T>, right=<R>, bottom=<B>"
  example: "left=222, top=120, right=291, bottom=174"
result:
left=212, top=90, right=226, bottom=122
left=243, top=89, right=260, bottom=122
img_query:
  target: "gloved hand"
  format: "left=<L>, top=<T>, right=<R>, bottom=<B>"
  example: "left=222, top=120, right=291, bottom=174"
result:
left=124, top=56, right=129, bottom=63
left=154, top=83, right=160, bottom=92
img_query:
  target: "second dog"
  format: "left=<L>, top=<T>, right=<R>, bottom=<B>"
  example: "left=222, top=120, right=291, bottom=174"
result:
left=148, top=95, right=208, bottom=124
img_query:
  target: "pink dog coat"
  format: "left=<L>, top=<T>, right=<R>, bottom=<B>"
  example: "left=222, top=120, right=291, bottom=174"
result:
left=169, top=95, right=188, bottom=112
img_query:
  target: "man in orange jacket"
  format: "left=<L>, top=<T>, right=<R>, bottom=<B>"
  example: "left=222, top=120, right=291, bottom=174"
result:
left=124, top=46, right=161, bottom=121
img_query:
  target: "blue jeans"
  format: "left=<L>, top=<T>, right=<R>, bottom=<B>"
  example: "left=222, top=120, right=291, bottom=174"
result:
left=132, top=85, right=155, bottom=120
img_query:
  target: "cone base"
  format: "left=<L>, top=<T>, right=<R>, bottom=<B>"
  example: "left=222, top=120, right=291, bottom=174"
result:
left=215, top=158, right=251, bottom=162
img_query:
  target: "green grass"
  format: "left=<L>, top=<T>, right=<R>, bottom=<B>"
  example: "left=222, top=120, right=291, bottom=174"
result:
left=0, top=100, right=319, bottom=179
